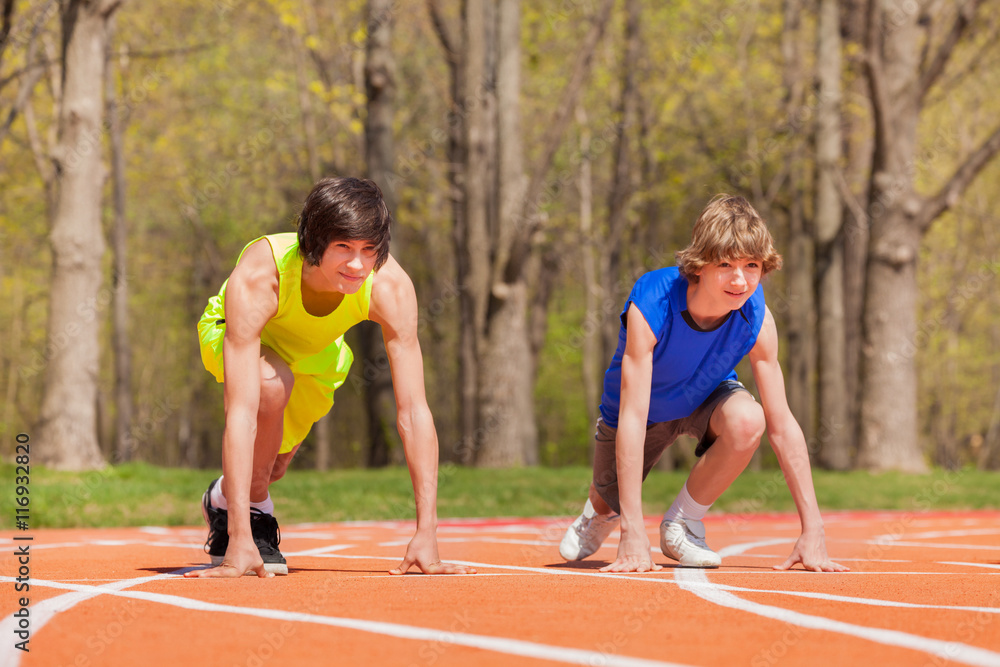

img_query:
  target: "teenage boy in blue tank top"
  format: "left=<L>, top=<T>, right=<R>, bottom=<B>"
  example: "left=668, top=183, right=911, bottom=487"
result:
left=560, top=195, right=848, bottom=573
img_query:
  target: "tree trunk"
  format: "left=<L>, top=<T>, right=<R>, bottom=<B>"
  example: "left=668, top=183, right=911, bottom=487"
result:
left=428, top=0, right=475, bottom=462
left=106, top=31, right=133, bottom=464
left=781, top=0, right=814, bottom=445
left=813, top=0, right=850, bottom=469
left=363, top=0, right=402, bottom=467
left=599, top=0, right=640, bottom=364
left=429, top=0, right=613, bottom=466
left=180, top=205, right=224, bottom=468
left=284, top=13, right=333, bottom=469
left=839, top=0, right=871, bottom=455
left=459, top=0, right=493, bottom=462
left=857, top=0, right=925, bottom=471
left=576, top=105, right=600, bottom=433
left=36, top=0, right=123, bottom=471
left=981, top=380, right=1000, bottom=470
left=859, top=0, right=999, bottom=471
left=496, top=0, right=537, bottom=465
left=472, top=0, right=531, bottom=466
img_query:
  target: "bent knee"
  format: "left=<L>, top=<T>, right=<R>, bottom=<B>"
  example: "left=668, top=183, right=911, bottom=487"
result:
left=721, top=400, right=765, bottom=452
left=259, top=369, right=294, bottom=413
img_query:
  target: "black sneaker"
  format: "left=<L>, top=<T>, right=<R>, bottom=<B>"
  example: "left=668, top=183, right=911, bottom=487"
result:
left=250, top=509, right=288, bottom=575
left=201, top=478, right=229, bottom=566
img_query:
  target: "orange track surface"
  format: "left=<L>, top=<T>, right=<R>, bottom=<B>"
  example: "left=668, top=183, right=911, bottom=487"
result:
left=3, top=510, right=999, bottom=666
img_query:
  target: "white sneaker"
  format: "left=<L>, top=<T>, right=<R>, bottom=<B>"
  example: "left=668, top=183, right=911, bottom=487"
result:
left=559, top=500, right=620, bottom=561
left=659, top=518, right=721, bottom=568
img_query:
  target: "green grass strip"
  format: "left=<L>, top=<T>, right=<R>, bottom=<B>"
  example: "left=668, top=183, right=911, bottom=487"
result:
left=2, top=462, right=996, bottom=529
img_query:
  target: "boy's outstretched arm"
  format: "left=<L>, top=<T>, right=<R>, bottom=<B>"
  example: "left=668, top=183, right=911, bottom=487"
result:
left=185, top=240, right=279, bottom=579
left=601, top=304, right=662, bottom=573
left=749, top=307, right=849, bottom=573
left=370, top=256, right=475, bottom=576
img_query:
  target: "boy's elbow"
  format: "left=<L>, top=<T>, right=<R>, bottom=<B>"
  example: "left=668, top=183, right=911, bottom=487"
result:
left=397, top=403, right=434, bottom=440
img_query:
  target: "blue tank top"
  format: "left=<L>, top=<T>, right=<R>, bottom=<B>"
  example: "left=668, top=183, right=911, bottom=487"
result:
left=599, top=267, right=766, bottom=427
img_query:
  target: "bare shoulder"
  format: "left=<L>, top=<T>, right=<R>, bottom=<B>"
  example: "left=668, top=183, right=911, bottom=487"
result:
left=370, top=254, right=417, bottom=329
left=750, top=306, right=779, bottom=363
left=231, top=239, right=279, bottom=285
left=224, top=239, right=280, bottom=333
left=624, top=303, right=657, bottom=353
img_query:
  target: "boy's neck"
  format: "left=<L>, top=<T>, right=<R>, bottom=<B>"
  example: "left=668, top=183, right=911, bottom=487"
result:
left=685, top=282, right=733, bottom=330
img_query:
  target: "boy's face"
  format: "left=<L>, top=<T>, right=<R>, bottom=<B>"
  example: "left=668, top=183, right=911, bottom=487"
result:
left=316, top=238, right=379, bottom=294
left=695, top=257, right=762, bottom=310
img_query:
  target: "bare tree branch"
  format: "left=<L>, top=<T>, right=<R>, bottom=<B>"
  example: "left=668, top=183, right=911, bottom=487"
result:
left=0, top=0, right=15, bottom=64
left=523, top=0, right=614, bottom=210
left=918, top=0, right=983, bottom=104
left=864, top=0, right=895, bottom=169
left=426, top=0, right=458, bottom=61
left=99, top=0, right=123, bottom=19
left=0, top=30, right=42, bottom=151
left=121, top=43, right=215, bottom=60
left=0, top=58, right=53, bottom=91
left=918, top=123, right=1000, bottom=232
left=925, top=25, right=1000, bottom=107
left=502, top=0, right=616, bottom=282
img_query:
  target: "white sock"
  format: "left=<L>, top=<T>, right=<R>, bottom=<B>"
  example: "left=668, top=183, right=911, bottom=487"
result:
left=250, top=494, right=274, bottom=516
left=211, top=477, right=274, bottom=515
left=210, top=476, right=228, bottom=510
left=662, top=482, right=711, bottom=523
left=582, top=498, right=596, bottom=518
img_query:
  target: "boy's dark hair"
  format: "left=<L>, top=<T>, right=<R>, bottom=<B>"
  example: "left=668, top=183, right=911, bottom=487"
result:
left=297, top=177, right=392, bottom=270
left=675, top=194, right=782, bottom=282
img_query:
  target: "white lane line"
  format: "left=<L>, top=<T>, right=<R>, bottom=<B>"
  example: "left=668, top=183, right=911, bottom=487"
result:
left=379, top=537, right=559, bottom=548
left=940, top=562, right=1000, bottom=571
left=0, top=540, right=203, bottom=552
left=709, top=571, right=1000, bottom=576
left=0, top=571, right=191, bottom=667
left=0, top=577, right=690, bottom=667
left=670, top=541, right=1000, bottom=667
left=728, top=554, right=913, bottom=562
left=873, top=529, right=1000, bottom=540
left=863, top=540, right=1000, bottom=551
left=676, top=567, right=1000, bottom=666
left=318, top=554, right=1000, bottom=613
left=282, top=544, right=353, bottom=558
left=701, top=583, right=1000, bottom=614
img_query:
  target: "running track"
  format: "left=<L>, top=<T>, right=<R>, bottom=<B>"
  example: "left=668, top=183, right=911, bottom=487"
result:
left=2, top=510, right=999, bottom=666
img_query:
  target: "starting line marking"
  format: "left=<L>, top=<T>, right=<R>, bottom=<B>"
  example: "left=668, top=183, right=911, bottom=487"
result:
left=670, top=540, right=1000, bottom=667
left=0, top=572, right=184, bottom=667
left=1, top=576, right=691, bottom=667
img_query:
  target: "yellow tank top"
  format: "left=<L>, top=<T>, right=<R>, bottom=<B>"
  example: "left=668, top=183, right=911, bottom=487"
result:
left=200, top=233, right=373, bottom=374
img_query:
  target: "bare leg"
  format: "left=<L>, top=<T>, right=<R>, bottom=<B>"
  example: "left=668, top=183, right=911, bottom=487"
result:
left=588, top=483, right=616, bottom=515
left=269, top=443, right=302, bottom=485
left=248, top=346, right=294, bottom=503
left=684, top=392, right=765, bottom=505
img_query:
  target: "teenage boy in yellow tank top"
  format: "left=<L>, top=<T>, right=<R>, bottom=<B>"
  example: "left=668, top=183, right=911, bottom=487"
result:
left=186, top=177, right=475, bottom=578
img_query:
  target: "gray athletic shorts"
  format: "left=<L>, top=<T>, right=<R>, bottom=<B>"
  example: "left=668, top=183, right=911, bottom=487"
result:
left=592, top=379, right=752, bottom=514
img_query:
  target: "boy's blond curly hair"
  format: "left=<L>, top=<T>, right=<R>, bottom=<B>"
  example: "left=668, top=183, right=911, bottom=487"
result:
left=675, top=194, right=783, bottom=282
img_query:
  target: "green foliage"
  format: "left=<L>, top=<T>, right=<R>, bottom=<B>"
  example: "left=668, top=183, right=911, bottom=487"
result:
left=3, top=0, right=999, bottom=468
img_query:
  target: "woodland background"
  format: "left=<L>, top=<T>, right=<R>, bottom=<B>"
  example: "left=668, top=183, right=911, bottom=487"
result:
left=2, top=0, right=999, bottom=474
